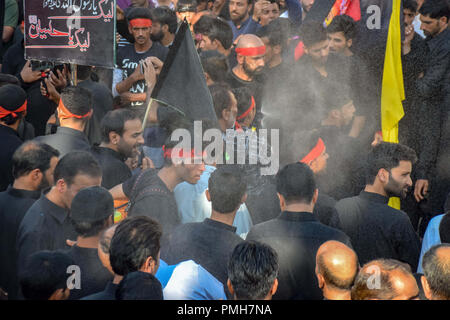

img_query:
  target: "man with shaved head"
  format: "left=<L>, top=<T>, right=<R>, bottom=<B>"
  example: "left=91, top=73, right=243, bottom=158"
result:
left=315, top=240, right=359, bottom=300
left=226, top=34, right=265, bottom=128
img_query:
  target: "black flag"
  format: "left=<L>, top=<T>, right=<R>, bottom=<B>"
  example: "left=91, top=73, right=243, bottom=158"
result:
left=151, top=21, right=218, bottom=123
left=303, top=0, right=335, bottom=22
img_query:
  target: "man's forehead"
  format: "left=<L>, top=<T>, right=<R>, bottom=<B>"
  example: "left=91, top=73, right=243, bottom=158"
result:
left=327, top=31, right=346, bottom=39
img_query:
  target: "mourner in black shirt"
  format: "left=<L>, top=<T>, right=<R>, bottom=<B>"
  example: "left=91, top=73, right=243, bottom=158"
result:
left=91, top=108, right=145, bottom=189
left=66, top=186, right=114, bottom=300
left=0, top=84, right=27, bottom=191
left=246, top=163, right=352, bottom=300
left=34, top=86, right=92, bottom=157
left=0, top=141, right=59, bottom=299
left=16, top=151, right=102, bottom=283
left=336, top=142, right=421, bottom=271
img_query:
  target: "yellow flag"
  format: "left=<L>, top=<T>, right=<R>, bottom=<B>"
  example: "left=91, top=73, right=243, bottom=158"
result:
left=381, top=0, right=405, bottom=209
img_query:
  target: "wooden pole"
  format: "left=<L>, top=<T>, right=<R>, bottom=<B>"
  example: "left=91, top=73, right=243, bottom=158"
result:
left=71, top=63, right=78, bottom=86
left=141, top=97, right=154, bottom=131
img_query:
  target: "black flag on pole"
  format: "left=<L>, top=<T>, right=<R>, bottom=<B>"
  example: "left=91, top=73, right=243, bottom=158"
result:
left=151, top=21, right=218, bottom=123
left=303, top=0, right=336, bottom=22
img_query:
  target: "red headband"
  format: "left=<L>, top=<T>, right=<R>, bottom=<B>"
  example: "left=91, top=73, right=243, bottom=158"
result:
left=235, top=46, right=266, bottom=56
left=57, top=99, right=92, bottom=120
left=129, top=18, right=152, bottom=27
left=162, top=145, right=206, bottom=160
left=300, top=138, right=325, bottom=164
left=236, top=96, right=255, bottom=121
left=0, top=100, right=27, bottom=119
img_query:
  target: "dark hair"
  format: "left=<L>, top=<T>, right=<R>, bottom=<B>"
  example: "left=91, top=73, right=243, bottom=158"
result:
left=228, top=241, right=279, bottom=300
left=176, top=0, right=198, bottom=12
left=203, top=17, right=233, bottom=49
left=276, top=162, right=316, bottom=204
left=71, top=216, right=111, bottom=238
left=403, top=0, right=418, bottom=13
left=12, top=142, right=59, bottom=179
left=300, top=20, right=328, bottom=47
left=76, top=65, right=93, bottom=81
left=422, top=244, right=450, bottom=299
left=365, top=142, right=417, bottom=185
left=0, top=84, right=27, bottom=125
left=59, top=86, right=93, bottom=120
left=100, top=108, right=141, bottom=143
left=109, top=216, right=162, bottom=276
left=126, top=7, right=152, bottom=21
left=232, top=87, right=253, bottom=120
left=194, top=14, right=216, bottom=34
left=151, top=6, right=178, bottom=34
left=116, top=271, right=163, bottom=300
left=0, top=73, right=20, bottom=87
left=209, top=82, right=233, bottom=120
left=208, top=165, right=247, bottom=213
left=419, top=0, right=450, bottom=20
left=326, top=14, right=357, bottom=40
left=19, top=250, right=75, bottom=300
left=53, top=151, right=102, bottom=186
left=200, top=50, right=230, bottom=83
left=439, top=213, right=450, bottom=243
left=99, top=223, right=119, bottom=255
left=256, top=18, right=288, bottom=49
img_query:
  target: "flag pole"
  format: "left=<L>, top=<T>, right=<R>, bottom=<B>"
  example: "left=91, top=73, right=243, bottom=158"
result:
left=142, top=96, right=154, bottom=131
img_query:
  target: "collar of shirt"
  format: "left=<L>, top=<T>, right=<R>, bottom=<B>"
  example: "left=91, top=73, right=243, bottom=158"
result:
left=56, top=126, right=89, bottom=143
left=232, top=16, right=253, bottom=31
left=359, top=190, right=389, bottom=204
left=203, top=218, right=237, bottom=233
left=41, top=194, right=69, bottom=224
left=6, top=186, right=41, bottom=200
left=279, top=210, right=318, bottom=222
left=426, top=28, right=450, bottom=52
left=93, top=145, right=127, bottom=162
left=0, top=124, right=20, bottom=138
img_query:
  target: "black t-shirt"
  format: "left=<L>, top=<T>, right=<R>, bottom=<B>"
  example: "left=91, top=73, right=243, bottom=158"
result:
left=116, top=42, right=168, bottom=106
left=91, top=146, right=131, bottom=190
left=66, top=245, right=113, bottom=300
left=122, top=169, right=180, bottom=240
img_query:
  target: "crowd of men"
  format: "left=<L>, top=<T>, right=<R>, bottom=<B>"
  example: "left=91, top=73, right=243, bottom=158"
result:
left=0, top=0, right=449, bottom=300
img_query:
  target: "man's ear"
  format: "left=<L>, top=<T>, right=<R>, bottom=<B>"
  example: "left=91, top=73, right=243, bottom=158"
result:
left=312, top=188, right=319, bottom=205
left=162, top=24, right=169, bottom=33
left=316, top=272, right=325, bottom=289
left=378, top=168, right=389, bottom=184
left=109, top=131, right=120, bottom=145
left=277, top=192, right=286, bottom=210
left=227, top=279, right=235, bottom=296
left=269, top=278, right=278, bottom=296
left=421, top=275, right=433, bottom=300
left=347, top=38, right=353, bottom=48
left=236, top=54, right=244, bottom=65
left=30, top=168, right=42, bottom=182
left=241, top=193, right=248, bottom=204
left=205, top=189, right=211, bottom=202
left=128, top=24, right=133, bottom=35
left=56, top=178, right=67, bottom=194
left=140, top=256, right=157, bottom=275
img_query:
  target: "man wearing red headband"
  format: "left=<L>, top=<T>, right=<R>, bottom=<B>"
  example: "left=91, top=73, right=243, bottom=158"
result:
left=0, top=84, right=27, bottom=191
left=114, top=7, right=168, bottom=107
left=226, top=34, right=265, bottom=128
left=34, top=86, right=92, bottom=157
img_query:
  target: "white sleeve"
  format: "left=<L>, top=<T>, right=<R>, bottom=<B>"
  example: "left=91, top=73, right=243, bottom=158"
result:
left=112, top=68, right=124, bottom=97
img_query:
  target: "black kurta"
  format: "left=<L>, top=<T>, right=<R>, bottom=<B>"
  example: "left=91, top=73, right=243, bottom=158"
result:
left=246, top=211, right=352, bottom=300
left=0, top=187, right=41, bottom=299
left=335, top=191, right=421, bottom=270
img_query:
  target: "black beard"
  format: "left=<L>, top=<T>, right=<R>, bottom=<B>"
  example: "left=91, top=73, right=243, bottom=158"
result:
left=151, top=31, right=164, bottom=42
left=243, top=60, right=263, bottom=79
left=384, top=173, right=408, bottom=199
